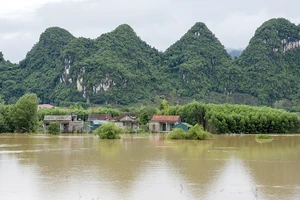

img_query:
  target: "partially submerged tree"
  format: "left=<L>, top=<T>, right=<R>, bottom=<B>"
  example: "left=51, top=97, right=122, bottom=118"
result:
left=167, top=124, right=212, bottom=140
left=95, top=122, right=122, bottom=139
left=12, top=93, right=39, bottom=133
left=47, top=122, right=61, bottom=135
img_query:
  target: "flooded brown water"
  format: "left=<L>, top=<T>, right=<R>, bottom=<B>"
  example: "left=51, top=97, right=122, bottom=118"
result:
left=0, top=134, right=299, bottom=200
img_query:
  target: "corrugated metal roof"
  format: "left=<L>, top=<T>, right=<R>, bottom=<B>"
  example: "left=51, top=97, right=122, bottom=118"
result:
left=181, top=122, right=192, bottom=127
left=44, top=115, right=71, bottom=121
left=173, top=122, right=191, bottom=132
left=151, top=115, right=181, bottom=122
left=92, top=120, right=109, bottom=125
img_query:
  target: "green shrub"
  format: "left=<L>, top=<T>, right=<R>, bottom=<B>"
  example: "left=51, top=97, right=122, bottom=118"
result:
left=187, top=124, right=212, bottom=140
left=167, top=128, right=186, bottom=139
left=167, top=124, right=212, bottom=140
left=95, top=122, right=122, bottom=139
left=256, top=134, right=272, bottom=139
left=47, top=122, right=61, bottom=135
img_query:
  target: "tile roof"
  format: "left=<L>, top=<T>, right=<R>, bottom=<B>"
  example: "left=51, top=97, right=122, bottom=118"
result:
left=114, top=113, right=137, bottom=121
left=87, top=114, right=113, bottom=121
left=151, top=115, right=181, bottom=122
left=44, top=115, right=71, bottom=121
left=38, top=104, right=55, bottom=109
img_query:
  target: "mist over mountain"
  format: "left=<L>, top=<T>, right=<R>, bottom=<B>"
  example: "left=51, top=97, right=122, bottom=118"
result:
left=226, top=48, right=243, bottom=58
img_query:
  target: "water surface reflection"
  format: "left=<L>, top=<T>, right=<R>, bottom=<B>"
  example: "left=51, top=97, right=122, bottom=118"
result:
left=0, top=134, right=299, bottom=200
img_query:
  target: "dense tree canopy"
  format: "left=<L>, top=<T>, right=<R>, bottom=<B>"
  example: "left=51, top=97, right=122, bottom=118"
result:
left=0, top=95, right=299, bottom=134
left=11, top=93, right=39, bottom=133
left=169, top=101, right=300, bottom=134
left=237, top=18, right=300, bottom=105
left=1, top=18, right=300, bottom=110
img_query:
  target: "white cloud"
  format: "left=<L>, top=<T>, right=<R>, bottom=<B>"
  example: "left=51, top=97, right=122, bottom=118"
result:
left=0, top=0, right=66, bottom=19
left=0, top=0, right=299, bottom=63
left=211, top=10, right=271, bottom=48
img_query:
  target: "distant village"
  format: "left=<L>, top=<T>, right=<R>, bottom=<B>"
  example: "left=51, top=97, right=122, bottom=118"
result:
left=39, top=104, right=191, bottom=134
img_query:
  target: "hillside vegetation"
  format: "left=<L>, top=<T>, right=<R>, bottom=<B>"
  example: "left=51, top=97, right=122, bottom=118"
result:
left=1, top=18, right=300, bottom=110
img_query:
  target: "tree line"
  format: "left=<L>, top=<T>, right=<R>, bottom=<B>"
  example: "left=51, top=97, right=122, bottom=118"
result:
left=169, top=101, right=300, bottom=134
left=0, top=93, right=299, bottom=134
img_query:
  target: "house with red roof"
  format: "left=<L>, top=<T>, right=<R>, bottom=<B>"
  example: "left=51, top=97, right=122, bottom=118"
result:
left=149, top=115, right=181, bottom=133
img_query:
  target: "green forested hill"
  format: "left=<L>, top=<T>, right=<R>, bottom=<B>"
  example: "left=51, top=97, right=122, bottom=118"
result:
left=164, top=22, right=240, bottom=101
left=62, top=24, right=164, bottom=105
left=0, top=52, right=22, bottom=104
left=236, top=18, right=300, bottom=106
left=1, top=18, right=300, bottom=109
left=19, top=27, right=76, bottom=104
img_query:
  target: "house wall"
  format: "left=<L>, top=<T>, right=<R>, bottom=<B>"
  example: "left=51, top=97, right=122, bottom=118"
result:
left=115, top=121, right=139, bottom=130
left=149, top=122, right=175, bottom=133
left=68, top=121, right=84, bottom=132
left=115, top=122, right=124, bottom=129
left=43, top=121, right=68, bottom=133
left=165, top=123, right=175, bottom=132
left=149, top=122, right=160, bottom=133
left=59, top=123, right=65, bottom=132
left=43, top=121, right=83, bottom=133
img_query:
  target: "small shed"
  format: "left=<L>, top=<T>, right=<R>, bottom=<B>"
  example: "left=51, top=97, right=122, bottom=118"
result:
left=173, top=122, right=192, bottom=132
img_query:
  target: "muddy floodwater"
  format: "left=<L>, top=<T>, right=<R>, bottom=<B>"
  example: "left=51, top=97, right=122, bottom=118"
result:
left=0, top=134, right=299, bottom=200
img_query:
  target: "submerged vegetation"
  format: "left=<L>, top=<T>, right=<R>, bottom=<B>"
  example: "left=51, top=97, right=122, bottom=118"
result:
left=255, top=134, right=273, bottom=139
left=167, top=124, right=212, bottom=140
left=255, top=134, right=274, bottom=143
left=95, top=122, right=121, bottom=139
left=166, top=128, right=186, bottom=139
left=47, top=122, right=61, bottom=135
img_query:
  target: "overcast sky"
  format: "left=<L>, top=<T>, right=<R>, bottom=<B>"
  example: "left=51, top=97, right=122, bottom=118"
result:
left=0, top=0, right=300, bottom=63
